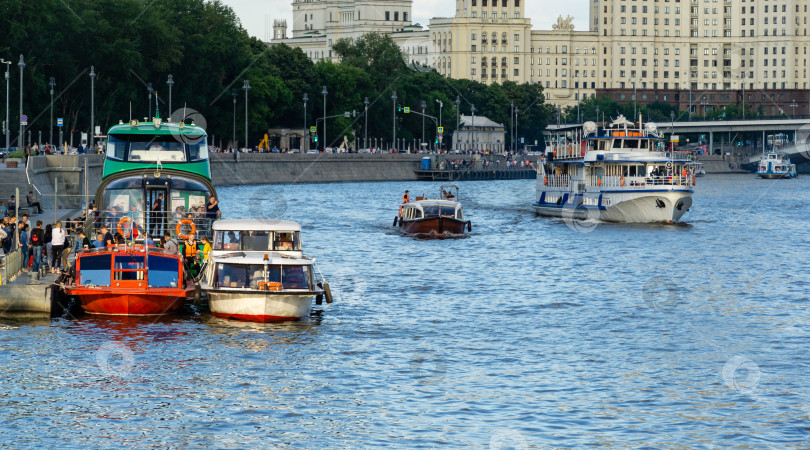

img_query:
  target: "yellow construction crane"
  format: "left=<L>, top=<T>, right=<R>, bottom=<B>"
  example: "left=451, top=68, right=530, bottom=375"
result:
left=258, top=134, right=269, bottom=151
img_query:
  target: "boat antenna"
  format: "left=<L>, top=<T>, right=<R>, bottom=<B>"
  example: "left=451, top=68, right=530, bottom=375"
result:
left=129, top=102, right=132, bottom=122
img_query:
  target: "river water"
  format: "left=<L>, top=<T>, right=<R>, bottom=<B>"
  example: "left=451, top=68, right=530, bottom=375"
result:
left=1, top=175, right=809, bottom=447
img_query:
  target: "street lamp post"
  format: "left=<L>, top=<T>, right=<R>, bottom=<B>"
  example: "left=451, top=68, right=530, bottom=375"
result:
left=231, top=88, right=237, bottom=149
left=18, top=55, right=25, bottom=148
left=167, top=74, right=174, bottom=116
left=2, top=60, right=9, bottom=152
left=243, top=79, right=250, bottom=150
left=790, top=100, right=798, bottom=119
left=322, top=86, right=328, bottom=151
left=435, top=99, right=443, bottom=152
left=470, top=104, right=476, bottom=152
left=49, top=77, right=55, bottom=147
left=364, top=97, right=369, bottom=150
left=740, top=73, right=746, bottom=120
left=420, top=100, right=426, bottom=151
left=147, top=83, right=153, bottom=119
left=510, top=101, right=514, bottom=152
left=577, top=85, right=581, bottom=124
left=391, top=90, right=397, bottom=151
left=515, top=107, right=519, bottom=153
left=303, top=93, right=309, bottom=151
left=631, top=80, right=637, bottom=121
left=595, top=106, right=600, bottom=125
left=89, top=66, right=95, bottom=149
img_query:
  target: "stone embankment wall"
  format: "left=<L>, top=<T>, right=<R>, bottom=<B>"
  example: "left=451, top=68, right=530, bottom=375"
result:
left=209, top=153, right=423, bottom=185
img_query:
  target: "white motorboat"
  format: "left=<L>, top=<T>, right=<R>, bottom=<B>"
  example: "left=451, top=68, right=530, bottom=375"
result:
left=534, top=116, right=694, bottom=224
left=686, top=161, right=706, bottom=177
left=756, top=152, right=797, bottom=179
left=199, top=219, right=330, bottom=322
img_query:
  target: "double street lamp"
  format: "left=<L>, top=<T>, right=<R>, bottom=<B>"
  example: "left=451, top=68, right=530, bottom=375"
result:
left=2, top=59, right=12, bottom=152
left=232, top=89, right=237, bottom=149
left=322, top=86, right=328, bottom=150
left=18, top=55, right=24, bottom=147
left=89, top=66, right=95, bottom=149
left=166, top=74, right=174, bottom=116
left=364, top=97, right=369, bottom=150
left=49, top=77, right=55, bottom=147
left=303, top=93, right=308, bottom=151
left=391, top=90, right=397, bottom=151
left=243, top=79, right=251, bottom=149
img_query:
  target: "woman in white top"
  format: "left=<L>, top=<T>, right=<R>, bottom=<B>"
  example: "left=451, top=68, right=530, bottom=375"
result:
left=50, top=221, right=67, bottom=273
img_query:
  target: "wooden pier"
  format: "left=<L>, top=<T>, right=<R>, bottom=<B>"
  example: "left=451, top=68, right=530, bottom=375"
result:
left=414, top=168, right=536, bottom=181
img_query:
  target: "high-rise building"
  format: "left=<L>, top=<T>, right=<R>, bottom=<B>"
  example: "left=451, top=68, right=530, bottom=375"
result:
left=270, top=0, right=810, bottom=116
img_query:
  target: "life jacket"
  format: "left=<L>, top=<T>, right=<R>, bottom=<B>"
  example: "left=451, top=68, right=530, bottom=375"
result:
left=184, top=241, right=198, bottom=257
left=403, top=194, right=410, bottom=203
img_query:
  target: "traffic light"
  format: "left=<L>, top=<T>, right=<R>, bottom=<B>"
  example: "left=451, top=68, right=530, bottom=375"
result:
left=434, top=139, right=438, bottom=144
left=314, top=136, right=318, bottom=142
left=397, top=106, right=402, bottom=112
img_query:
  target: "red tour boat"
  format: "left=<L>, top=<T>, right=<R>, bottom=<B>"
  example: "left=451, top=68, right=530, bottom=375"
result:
left=64, top=245, right=194, bottom=316
left=394, top=185, right=472, bottom=236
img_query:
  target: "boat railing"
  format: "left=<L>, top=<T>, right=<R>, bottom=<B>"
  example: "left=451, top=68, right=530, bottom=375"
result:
left=543, top=174, right=571, bottom=188
left=587, top=175, right=694, bottom=188
left=551, top=143, right=585, bottom=160
left=0, top=248, right=24, bottom=285
left=85, top=209, right=216, bottom=242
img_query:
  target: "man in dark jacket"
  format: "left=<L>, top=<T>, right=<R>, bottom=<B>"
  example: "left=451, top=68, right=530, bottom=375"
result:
left=30, top=220, right=45, bottom=272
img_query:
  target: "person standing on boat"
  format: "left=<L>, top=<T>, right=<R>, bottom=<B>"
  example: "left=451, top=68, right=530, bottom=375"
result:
left=151, top=193, right=164, bottom=236
left=183, top=235, right=198, bottom=270
left=200, top=236, right=212, bottom=261
left=100, top=226, right=114, bottom=247
left=206, top=196, right=220, bottom=224
left=162, top=231, right=179, bottom=254
left=403, top=190, right=410, bottom=203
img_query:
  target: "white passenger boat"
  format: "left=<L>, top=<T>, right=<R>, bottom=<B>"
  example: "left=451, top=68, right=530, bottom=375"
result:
left=534, top=116, right=694, bottom=223
left=686, top=161, right=706, bottom=177
left=756, top=152, right=797, bottom=179
left=199, top=219, right=330, bottom=322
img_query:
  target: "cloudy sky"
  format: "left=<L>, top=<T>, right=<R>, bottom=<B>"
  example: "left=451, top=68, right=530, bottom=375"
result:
left=221, top=0, right=590, bottom=41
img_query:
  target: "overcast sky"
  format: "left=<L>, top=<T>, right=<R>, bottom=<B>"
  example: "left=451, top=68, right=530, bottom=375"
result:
left=221, top=0, right=589, bottom=41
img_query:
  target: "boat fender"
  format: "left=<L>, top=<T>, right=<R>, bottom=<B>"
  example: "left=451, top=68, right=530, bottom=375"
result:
left=315, top=293, right=324, bottom=305
left=543, top=175, right=548, bottom=186
left=398, top=218, right=403, bottom=227
left=466, top=221, right=472, bottom=232
left=438, top=217, right=444, bottom=234
left=176, top=219, right=197, bottom=240
left=193, top=285, right=202, bottom=306
left=692, top=176, right=696, bottom=186
left=619, top=177, right=626, bottom=186
left=323, top=282, right=333, bottom=303
left=393, top=217, right=398, bottom=227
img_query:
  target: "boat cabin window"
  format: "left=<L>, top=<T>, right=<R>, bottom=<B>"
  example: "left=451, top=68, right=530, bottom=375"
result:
left=422, top=205, right=457, bottom=218
left=215, top=263, right=311, bottom=289
left=147, top=255, right=180, bottom=287
left=217, top=230, right=244, bottom=250
left=273, top=232, right=301, bottom=251
left=106, top=133, right=208, bottom=163
left=78, top=254, right=112, bottom=287
left=114, top=254, right=145, bottom=281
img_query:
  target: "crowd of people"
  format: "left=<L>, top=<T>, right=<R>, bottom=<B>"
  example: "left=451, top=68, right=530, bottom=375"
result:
left=0, top=196, right=220, bottom=277
left=437, top=158, right=536, bottom=171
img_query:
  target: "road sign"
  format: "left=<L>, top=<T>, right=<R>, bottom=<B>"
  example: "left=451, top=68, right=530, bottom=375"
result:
left=310, top=126, right=316, bottom=133
left=20, top=114, right=27, bottom=126
left=670, top=134, right=680, bottom=143
left=438, top=133, right=443, bottom=139
left=437, top=126, right=444, bottom=133
left=57, top=118, right=64, bottom=127
left=404, top=107, right=410, bottom=114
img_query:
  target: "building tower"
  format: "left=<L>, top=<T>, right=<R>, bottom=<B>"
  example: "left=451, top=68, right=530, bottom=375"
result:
left=273, top=19, right=288, bottom=40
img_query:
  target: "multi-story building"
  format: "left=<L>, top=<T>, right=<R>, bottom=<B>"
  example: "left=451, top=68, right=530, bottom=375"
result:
left=270, top=0, right=810, bottom=116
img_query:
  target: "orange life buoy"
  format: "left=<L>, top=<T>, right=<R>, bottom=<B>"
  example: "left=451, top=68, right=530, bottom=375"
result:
left=117, top=217, right=131, bottom=235
left=620, top=177, right=626, bottom=186
left=597, top=176, right=602, bottom=187
left=176, top=219, right=196, bottom=240
left=544, top=175, right=548, bottom=186
left=258, top=281, right=283, bottom=291
left=117, top=217, right=139, bottom=238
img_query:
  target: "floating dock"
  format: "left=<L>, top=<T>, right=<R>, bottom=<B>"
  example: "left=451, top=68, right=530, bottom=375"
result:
left=414, top=168, right=536, bottom=181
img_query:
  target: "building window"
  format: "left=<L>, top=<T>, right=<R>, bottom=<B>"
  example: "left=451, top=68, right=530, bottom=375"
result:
left=385, top=11, right=390, bottom=21
left=394, top=12, right=399, bottom=21
left=404, top=12, right=408, bottom=22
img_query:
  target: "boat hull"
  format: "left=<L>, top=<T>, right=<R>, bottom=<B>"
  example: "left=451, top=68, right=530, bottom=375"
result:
left=399, top=217, right=468, bottom=235
left=757, top=172, right=796, bottom=179
left=207, top=290, right=314, bottom=321
left=66, top=287, right=192, bottom=316
left=534, top=191, right=693, bottom=224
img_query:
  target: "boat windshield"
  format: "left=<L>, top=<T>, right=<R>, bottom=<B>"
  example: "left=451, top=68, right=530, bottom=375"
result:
left=214, top=230, right=301, bottom=251
left=422, top=205, right=457, bottom=218
left=106, top=134, right=208, bottom=163
left=214, top=263, right=311, bottom=289
left=78, top=254, right=112, bottom=286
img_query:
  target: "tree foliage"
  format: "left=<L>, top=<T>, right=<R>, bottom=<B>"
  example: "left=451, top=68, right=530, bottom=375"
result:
left=0, top=3, right=551, bottom=149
